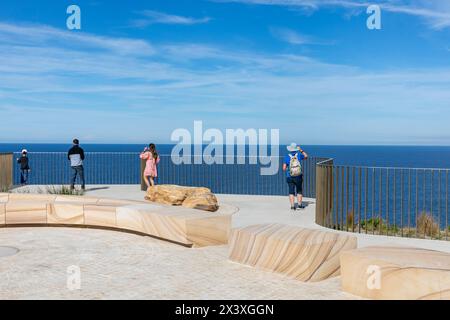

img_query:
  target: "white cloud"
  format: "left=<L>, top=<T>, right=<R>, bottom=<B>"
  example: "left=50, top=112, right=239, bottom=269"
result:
left=213, top=0, right=450, bottom=30
left=131, top=10, right=211, bottom=27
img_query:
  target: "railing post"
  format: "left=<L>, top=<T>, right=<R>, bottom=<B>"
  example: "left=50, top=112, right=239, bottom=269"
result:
left=315, top=159, right=334, bottom=227
left=140, top=158, right=147, bottom=191
left=0, top=153, right=13, bottom=191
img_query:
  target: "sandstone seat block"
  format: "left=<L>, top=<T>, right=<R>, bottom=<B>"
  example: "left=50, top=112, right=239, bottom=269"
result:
left=47, top=203, right=84, bottom=225
left=229, top=223, right=357, bottom=282
left=84, top=205, right=117, bottom=227
left=1, top=193, right=231, bottom=247
left=0, top=193, right=9, bottom=203
left=116, top=204, right=230, bottom=247
left=9, top=194, right=56, bottom=202
left=55, top=195, right=99, bottom=204
left=6, top=201, right=48, bottom=224
left=340, top=246, right=450, bottom=300
left=0, top=203, right=5, bottom=225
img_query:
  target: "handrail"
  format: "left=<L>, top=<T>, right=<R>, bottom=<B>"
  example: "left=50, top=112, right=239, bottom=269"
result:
left=315, top=161, right=450, bottom=241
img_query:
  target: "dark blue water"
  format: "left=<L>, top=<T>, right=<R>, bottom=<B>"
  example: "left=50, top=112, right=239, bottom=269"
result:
left=2, top=144, right=450, bottom=169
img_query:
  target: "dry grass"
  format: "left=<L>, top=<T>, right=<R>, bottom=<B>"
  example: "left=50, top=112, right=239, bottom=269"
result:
left=416, top=212, right=440, bottom=238
left=346, top=210, right=355, bottom=229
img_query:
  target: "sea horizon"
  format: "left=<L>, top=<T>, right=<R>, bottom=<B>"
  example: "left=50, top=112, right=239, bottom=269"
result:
left=2, top=143, right=450, bottom=168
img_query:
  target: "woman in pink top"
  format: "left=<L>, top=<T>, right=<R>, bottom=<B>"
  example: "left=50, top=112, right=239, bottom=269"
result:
left=140, top=143, right=160, bottom=188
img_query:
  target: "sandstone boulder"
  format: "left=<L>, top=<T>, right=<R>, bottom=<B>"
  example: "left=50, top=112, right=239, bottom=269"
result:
left=182, top=191, right=219, bottom=212
left=145, top=185, right=219, bottom=212
left=145, top=185, right=187, bottom=205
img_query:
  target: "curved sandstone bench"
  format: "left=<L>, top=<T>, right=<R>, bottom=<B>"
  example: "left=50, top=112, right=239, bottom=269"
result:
left=340, top=246, right=450, bottom=300
left=228, top=223, right=357, bottom=282
left=0, top=193, right=233, bottom=248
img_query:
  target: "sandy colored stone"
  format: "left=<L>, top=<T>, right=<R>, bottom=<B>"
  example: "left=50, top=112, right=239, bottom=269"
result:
left=96, top=198, right=139, bottom=206
left=5, top=201, right=48, bottom=224
left=47, top=203, right=84, bottom=225
left=182, top=192, right=219, bottom=212
left=9, top=193, right=56, bottom=202
left=145, top=185, right=219, bottom=212
left=0, top=203, right=5, bottom=225
left=0, top=193, right=9, bottom=203
left=340, top=246, right=450, bottom=300
left=54, top=195, right=99, bottom=204
left=145, top=185, right=187, bottom=205
left=84, top=205, right=117, bottom=228
left=229, top=223, right=357, bottom=282
left=116, top=204, right=230, bottom=247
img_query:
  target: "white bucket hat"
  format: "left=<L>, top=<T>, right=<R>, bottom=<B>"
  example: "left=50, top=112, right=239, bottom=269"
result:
left=287, top=143, right=299, bottom=152
left=21, top=149, right=28, bottom=154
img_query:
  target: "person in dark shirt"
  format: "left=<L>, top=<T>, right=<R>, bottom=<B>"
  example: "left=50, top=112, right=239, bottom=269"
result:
left=17, top=149, right=30, bottom=185
left=68, top=139, right=85, bottom=190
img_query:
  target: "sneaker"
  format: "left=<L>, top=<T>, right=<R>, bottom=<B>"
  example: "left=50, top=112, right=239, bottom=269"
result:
left=290, top=206, right=295, bottom=210
left=298, top=203, right=306, bottom=209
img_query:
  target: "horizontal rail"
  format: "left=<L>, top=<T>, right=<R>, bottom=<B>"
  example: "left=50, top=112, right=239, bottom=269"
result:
left=316, top=163, right=450, bottom=241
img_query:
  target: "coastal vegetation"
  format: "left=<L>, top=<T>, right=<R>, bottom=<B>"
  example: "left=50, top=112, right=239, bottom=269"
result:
left=333, top=211, right=449, bottom=240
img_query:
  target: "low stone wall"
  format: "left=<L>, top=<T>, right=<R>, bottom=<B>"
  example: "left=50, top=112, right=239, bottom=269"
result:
left=0, top=193, right=232, bottom=247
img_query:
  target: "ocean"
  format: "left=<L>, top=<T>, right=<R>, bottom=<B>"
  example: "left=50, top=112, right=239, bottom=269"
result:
left=2, top=144, right=450, bottom=168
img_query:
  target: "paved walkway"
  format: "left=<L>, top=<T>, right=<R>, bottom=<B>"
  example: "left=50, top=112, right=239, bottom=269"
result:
left=1, top=185, right=449, bottom=299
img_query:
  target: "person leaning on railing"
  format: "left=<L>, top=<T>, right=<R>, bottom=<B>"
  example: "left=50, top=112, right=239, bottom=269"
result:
left=140, top=143, right=160, bottom=189
left=17, top=149, right=30, bottom=186
left=282, top=143, right=308, bottom=211
left=68, top=139, right=85, bottom=191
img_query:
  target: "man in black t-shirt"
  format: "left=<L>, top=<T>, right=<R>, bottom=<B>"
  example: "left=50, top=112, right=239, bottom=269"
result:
left=17, top=149, right=30, bottom=185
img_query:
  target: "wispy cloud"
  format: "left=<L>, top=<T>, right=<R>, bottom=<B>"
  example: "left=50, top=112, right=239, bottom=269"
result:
left=214, top=0, right=450, bottom=30
left=269, top=27, right=335, bottom=45
left=131, top=10, right=211, bottom=27
left=270, top=27, right=311, bottom=44
left=0, top=22, right=155, bottom=56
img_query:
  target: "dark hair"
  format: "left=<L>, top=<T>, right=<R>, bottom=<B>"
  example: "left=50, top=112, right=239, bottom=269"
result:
left=149, top=143, right=158, bottom=160
left=73, top=139, right=79, bottom=145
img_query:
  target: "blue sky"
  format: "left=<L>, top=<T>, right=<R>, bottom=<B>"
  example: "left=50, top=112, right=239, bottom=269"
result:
left=0, top=0, right=450, bottom=145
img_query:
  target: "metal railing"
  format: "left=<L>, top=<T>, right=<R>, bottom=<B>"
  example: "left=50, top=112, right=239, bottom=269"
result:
left=11, top=152, right=326, bottom=197
left=0, top=153, right=13, bottom=191
left=316, top=161, right=450, bottom=241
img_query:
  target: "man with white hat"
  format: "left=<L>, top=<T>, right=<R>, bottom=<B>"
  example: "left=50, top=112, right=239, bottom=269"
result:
left=283, top=143, right=308, bottom=210
left=17, top=149, right=30, bottom=185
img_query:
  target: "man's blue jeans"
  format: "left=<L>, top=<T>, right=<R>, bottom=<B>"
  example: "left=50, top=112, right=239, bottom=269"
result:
left=20, top=169, right=29, bottom=185
left=70, top=165, right=85, bottom=189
